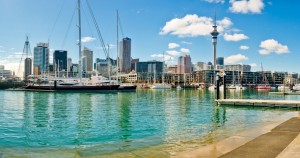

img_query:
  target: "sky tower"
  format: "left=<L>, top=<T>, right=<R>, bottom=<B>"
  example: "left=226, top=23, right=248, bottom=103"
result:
left=211, top=12, right=219, bottom=84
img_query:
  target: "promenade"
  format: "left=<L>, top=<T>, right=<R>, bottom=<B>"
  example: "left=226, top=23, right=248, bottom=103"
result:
left=175, top=114, right=300, bottom=158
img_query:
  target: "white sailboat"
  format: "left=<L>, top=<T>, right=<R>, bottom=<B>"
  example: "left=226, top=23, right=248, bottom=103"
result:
left=25, top=0, right=121, bottom=91
left=235, top=67, right=246, bottom=90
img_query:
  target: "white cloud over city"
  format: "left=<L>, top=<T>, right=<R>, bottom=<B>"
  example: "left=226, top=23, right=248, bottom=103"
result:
left=240, top=45, right=249, bottom=50
left=81, top=36, right=96, bottom=43
left=203, top=0, right=225, bottom=3
left=150, top=54, right=174, bottom=61
left=180, top=48, right=190, bottom=53
left=225, top=54, right=248, bottom=64
left=166, top=50, right=181, bottom=56
left=224, top=33, right=249, bottom=42
left=229, top=0, right=265, bottom=14
left=259, top=39, right=289, bottom=55
left=168, top=43, right=180, bottom=49
left=160, top=14, right=233, bottom=37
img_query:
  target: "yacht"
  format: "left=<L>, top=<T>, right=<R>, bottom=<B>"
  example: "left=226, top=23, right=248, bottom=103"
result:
left=208, top=85, right=216, bottom=91
left=25, top=0, right=120, bottom=91
left=293, top=84, right=300, bottom=91
left=151, top=83, right=172, bottom=89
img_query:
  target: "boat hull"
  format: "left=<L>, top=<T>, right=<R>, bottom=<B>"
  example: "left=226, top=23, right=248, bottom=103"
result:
left=118, top=85, right=137, bottom=90
left=25, top=85, right=120, bottom=91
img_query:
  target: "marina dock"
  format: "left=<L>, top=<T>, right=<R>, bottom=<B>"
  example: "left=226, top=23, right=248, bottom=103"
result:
left=269, top=91, right=300, bottom=95
left=216, top=99, right=300, bottom=108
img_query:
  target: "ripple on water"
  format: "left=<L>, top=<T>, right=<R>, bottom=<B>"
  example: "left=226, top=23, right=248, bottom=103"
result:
left=0, top=89, right=299, bottom=157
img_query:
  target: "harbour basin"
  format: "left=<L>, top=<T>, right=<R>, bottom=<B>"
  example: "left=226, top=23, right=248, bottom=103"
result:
left=0, top=89, right=299, bottom=157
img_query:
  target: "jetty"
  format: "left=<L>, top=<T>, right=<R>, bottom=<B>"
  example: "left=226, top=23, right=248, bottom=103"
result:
left=269, top=91, right=300, bottom=95
left=216, top=99, right=300, bottom=109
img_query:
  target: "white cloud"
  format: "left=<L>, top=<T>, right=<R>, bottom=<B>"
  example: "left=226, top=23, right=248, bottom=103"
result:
left=168, top=43, right=180, bottom=49
left=224, top=33, right=249, bottom=42
left=240, top=45, right=249, bottom=50
left=81, top=37, right=96, bottom=43
left=181, top=48, right=190, bottom=53
left=160, top=14, right=232, bottom=37
left=259, top=39, right=289, bottom=55
left=150, top=54, right=174, bottom=61
left=203, top=0, right=225, bottom=3
left=166, top=50, right=181, bottom=56
left=249, top=63, right=257, bottom=67
left=225, top=54, right=248, bottom=64
left=229, top=0, right=265, bottom=14
left=182, top=41, right=192, bottom=45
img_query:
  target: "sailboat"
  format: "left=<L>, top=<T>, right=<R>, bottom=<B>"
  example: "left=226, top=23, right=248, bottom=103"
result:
left=228, top=70, right=236, bottom=89
left=115, top=11, right=136, bottom=90
left=25, top=0, right=120, bottom=91
left=254, top=64, right=271, bottom=90
left=151, top=53, right=171, bottom=89
left=235, top=67, right=246, bottom=90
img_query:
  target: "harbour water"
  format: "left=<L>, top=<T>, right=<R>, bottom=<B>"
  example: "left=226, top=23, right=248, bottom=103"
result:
left=0, top=89, right=299, bottom=157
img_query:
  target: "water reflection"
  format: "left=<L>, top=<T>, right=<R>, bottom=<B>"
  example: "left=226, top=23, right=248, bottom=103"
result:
left=76, top=94, right=93, bottom=145
left=117, top=92, right=132, bottom=141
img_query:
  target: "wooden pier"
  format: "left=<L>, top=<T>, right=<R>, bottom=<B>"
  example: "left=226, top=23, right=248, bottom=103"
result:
left=216, top=99, right=300, bottom=108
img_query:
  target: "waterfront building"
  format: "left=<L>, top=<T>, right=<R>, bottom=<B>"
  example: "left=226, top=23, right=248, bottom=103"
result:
left=131, top=58, right=139, bottom=72
left=216, top=57, right=224, bottom=66
left=67, top=58, right=72, bottom=72
left=112, top=72, right=138, bottom=83
left=167, top=65, right=177, bottom=74
left=177, top=55, right=192, bottom=74
left=224, top=64, right=251, bottom=72
left=119, top=37, right=131, bottom=73
left=53, top=50, right=67, bottom=72
left=0, top=65, right=12, bottom=79
left=49, top=64, right=54, bottom=72
left=71, top=64, right=78, bottom=73
left=135, top=61, right=163, bottom=83
left=33, top=42, right=49, bottom=75
left=82, top=47, right=93, bottom=73
left=94, top=58, right=117, bottom=77
left=216, top=57, right=224, bottom=70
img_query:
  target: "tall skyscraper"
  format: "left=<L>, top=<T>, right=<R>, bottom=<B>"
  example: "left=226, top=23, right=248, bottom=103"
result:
left=216, top=57, right=224, bottom=70
left=24, top=58, right=32, bottom=78
left=53, top=50, right=68, bottom=71
left=33, top=43, right=49, bottom=75
left=216, top=57, right=224, bottom=66
left=67, top=58, right=72, bottom=72
left=177, top=55, right=192, bottom=74
left=23, top=36, right=32, bottom=79
left=82, top=47, right=93, bottom=72
left=119, top=37, right=131, bottom=73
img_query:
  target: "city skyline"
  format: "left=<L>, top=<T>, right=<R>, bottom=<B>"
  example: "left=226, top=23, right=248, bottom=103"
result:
left=0, top=0, right=300, bottom=77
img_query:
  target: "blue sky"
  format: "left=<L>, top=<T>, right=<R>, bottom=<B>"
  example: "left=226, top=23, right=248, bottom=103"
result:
left=0, top=0, right=299, bottom=77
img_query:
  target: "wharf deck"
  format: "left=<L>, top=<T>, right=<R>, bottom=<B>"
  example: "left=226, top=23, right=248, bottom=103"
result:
left=269, top=92, right=300, bottom=95
left=216, top=99, right=300, bottom=108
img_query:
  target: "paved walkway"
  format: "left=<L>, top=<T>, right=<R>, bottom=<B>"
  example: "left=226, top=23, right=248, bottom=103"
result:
left=219, top=117, right=300, bottom=158
left=174, top=113, right=300, bottom=158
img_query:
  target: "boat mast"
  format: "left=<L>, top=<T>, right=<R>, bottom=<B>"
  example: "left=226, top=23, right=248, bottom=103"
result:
left=116, top=10, right=119, bottom=84
left=162, top=52, right=165, bottom=85
left=78, top=0, right=82, bottom=82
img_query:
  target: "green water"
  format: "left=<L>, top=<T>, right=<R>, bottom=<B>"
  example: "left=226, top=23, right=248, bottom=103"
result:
left=0, top=89, right=299, bottom=157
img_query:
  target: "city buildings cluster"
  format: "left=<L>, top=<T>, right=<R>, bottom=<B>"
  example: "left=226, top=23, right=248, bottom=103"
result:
left=18, top=35, right=299, bottom=86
